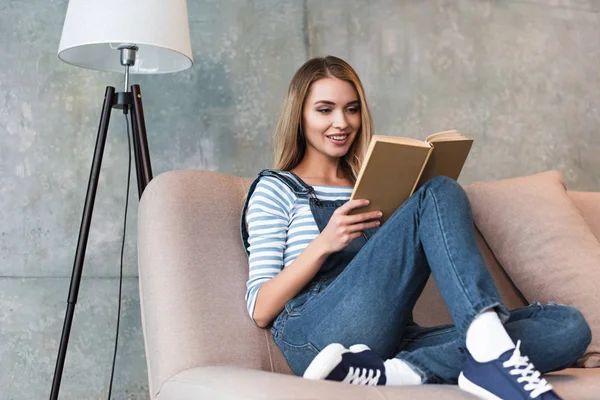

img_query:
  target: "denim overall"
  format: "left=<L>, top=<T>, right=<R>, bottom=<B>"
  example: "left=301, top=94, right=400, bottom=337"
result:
left=240, top=169, right=591, bottom=384
left=241, top=168, right=377, bottom=278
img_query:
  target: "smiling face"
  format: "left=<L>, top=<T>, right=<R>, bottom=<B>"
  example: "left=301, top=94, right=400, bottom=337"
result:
left=301, top=77, right=362, bottom=161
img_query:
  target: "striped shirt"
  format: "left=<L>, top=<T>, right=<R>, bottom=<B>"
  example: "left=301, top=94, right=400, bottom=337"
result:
left=244, top=175, right=353, bottom=321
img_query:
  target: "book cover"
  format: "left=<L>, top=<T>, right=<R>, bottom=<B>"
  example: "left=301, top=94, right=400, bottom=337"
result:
left=349, top=131, right=473, bottom=224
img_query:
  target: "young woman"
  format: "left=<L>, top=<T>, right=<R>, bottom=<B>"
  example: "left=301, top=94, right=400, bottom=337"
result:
left=240, top=56, right=591, bottom=399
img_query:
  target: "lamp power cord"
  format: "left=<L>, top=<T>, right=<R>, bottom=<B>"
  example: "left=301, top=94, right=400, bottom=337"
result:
left=107, top=113, right=133, bottom=399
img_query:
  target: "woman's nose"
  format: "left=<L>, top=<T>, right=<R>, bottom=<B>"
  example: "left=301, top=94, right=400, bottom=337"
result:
left=333, top=110, right=348, bottom=129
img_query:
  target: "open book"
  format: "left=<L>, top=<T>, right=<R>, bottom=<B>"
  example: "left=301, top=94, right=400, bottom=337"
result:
left=349, top=130, right=473, bottom=224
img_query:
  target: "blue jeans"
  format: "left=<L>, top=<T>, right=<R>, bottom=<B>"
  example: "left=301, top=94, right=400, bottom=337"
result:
left=270, top=176, right=591, bottom=383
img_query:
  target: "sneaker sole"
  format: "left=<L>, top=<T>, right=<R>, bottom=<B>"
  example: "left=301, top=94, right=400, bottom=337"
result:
left=303, top=343, right=346, bottom=380
left=458, top=372, right=502, bottom=400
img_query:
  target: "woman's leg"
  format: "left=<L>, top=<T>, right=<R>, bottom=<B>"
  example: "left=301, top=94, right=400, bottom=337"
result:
left=396, top=303, right=592, bottom=384
left=274, top=175, right=507, bottom=377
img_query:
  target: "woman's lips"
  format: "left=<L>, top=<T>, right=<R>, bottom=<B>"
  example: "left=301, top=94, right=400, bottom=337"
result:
left=326, top=134, right=349, bottom=145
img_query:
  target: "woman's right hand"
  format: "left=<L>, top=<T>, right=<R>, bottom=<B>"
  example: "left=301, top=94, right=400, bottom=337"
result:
left=316, top=199, right=382, bottom=254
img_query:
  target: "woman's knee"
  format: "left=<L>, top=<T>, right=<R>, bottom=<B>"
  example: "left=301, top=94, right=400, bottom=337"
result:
left=423, top=175, right=456, bottom=189
left=556, top=304, right=592, bottom=357
left=537, top=303, right=591, bottom=363
left=507, top=303, right=590, bottom=372
left=422, top=176, right=466, bottom=198
left=421, top=176, right=469, bottom=208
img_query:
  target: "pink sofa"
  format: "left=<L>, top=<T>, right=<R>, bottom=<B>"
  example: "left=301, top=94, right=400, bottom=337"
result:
left=137, top=170, right=600, bottom=399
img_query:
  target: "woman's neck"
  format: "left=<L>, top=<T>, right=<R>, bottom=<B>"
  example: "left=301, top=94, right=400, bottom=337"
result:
left=291, top=157, right=350, bottom=187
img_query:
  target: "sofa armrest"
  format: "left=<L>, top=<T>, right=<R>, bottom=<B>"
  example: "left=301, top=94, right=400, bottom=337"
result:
left=137, top=170, right=275, bottom=399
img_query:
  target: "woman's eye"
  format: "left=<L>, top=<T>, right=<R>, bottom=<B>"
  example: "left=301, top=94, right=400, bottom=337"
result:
left=347, top=107, right=359, bottom=113
left=317, top=108, right=331, bottom=114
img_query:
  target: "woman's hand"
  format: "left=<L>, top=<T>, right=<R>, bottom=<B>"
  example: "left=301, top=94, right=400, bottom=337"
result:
left=316, top=199, right=382, bottom=255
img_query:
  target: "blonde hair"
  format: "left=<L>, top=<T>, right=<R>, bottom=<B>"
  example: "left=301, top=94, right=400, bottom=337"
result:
left=272, top=56, right=373, bottom=184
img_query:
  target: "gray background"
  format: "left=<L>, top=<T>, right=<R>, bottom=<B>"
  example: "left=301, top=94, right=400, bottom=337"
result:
left=2, top=0, right=599, bottom=398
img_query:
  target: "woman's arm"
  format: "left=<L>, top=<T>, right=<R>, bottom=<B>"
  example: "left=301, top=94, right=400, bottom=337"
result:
left=251, top=198, right=381, bottom=328
left=252, top=235, right=329, bottom=328
left=245, top=177, right=296, bottom=327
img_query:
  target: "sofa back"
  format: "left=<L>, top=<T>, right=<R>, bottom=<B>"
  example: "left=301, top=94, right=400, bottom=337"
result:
left=137, top=170, right=600, bottom=396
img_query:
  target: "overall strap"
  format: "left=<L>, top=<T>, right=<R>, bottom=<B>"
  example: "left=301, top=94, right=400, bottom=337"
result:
left=266, top=169, right=312, bottom=195
left=240, top=169, right=317, bottom=254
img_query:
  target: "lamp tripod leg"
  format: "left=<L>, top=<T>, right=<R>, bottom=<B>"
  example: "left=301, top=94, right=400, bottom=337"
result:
left=50, top=86, right=116, bottom=400
left=130, top=85, right=153, bottom=197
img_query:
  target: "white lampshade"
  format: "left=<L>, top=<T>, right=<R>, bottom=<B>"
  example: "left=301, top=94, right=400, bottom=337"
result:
left=58, top=0, right=193, bottom=74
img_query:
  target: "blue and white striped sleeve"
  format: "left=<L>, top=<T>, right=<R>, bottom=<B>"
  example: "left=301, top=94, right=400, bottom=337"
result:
left=244, top=176, right=293, bottom=322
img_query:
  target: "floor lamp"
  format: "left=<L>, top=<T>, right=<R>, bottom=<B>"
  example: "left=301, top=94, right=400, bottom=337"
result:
left=51, top=1, right=193, bottom=398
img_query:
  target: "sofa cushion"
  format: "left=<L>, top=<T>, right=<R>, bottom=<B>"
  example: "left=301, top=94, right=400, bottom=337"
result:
left=568, top=191, right=600, bottom=241
left=464, top=170, right=600, bottom=367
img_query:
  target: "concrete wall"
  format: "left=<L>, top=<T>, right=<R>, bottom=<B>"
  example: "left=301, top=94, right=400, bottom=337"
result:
left=1, top=0, right=599, bottom=398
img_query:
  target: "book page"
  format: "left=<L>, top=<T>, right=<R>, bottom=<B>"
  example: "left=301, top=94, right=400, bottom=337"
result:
left=370, top=134, right=431, bottom=148
left=349, top=139, right=433, bottom=224
left=425, top=130, right=460, bottom=142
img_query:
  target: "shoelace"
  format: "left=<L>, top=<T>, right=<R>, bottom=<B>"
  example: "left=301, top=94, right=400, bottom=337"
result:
left=342, top=366, right=381, bottom=386
left=503, top=340, right=554, bottom=398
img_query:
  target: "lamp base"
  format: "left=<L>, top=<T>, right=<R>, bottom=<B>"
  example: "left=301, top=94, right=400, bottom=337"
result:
left=50, top=85, right=153, bottom=400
